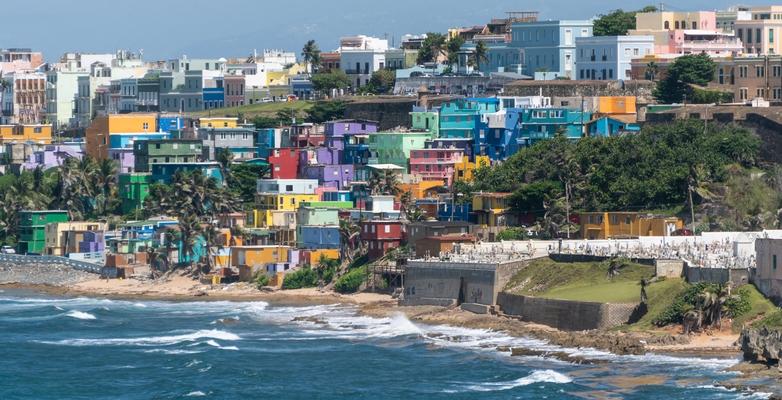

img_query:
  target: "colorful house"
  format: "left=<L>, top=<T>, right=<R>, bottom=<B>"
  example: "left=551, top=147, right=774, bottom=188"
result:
left=296, top=225, right=340, bottom=250
left=368, top=131, right=432, bottom=166
left=579, top=212, right=684, bottom=239
left=408, top=148, right=465, bottom=186
left=438, top=98, right=499, bottom=139
left=0, top=124, right=53, bottom=145
left=360, top=220, right=404, bottom=260
left=85, top=113, right=158, bottom=159
left=17, top=210, right=69, bottom=254
left=231, top=245, right=291, bottom=280
left=324, top=119, right=378, bottom=150
left=119, top=173, right=152, bottom=215
left=133, top=139, right=207, bottom=172
left=43, top=221, right=106, bottom=257
left=150, top=162, right=224, bottom=185
left=410, top=109, right=439, bottom=137
left=268, top=148, right=301, bottom=179
left=302, top=164, right=354, bottom=190
left=472, top=192, right=513, bottom=227
left=515, top=108, right=591, bottom=147
left=454, top=155, right=490, bottom=182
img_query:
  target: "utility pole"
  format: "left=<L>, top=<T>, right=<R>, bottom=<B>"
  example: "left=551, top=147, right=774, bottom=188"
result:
left=565, top=181, right=571, bottom=239
left=688, top=184, right=696, bottom=232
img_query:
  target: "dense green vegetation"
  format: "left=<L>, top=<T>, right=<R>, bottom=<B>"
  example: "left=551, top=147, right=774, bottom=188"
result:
left=654, top=54, right=725, bottom=104
left=459, top=120, right=775, bottom=234
left=593, top=6, right=658, bottom=36
left=281, top=266, right=319, bottom=289
left=334, top=265, right=368, bottom=293
left=192, top=100, right=313, bottom=119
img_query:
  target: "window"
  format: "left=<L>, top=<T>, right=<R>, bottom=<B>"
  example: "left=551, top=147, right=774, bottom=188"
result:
left=757, top=88, right=765, bottom=98
left=739, top=65, right=748, bottom=78
left=748, top=29, right=753, bottom=44
left=774, top=254, right=777, bottom=270
left=142, top=122, right=149, bottom=130
left=739, top=87, right=748, bottom=100
left=757, top=66, right=765, bottom=77
left=384, top=225, right=390, bottom=233
left=664, top=21, right=670, bottom=29
left=757, top=28, right=762, bottom=43
left=774, top=87, right=781, bottom=100
left=675, top=21, right=680, bottom=29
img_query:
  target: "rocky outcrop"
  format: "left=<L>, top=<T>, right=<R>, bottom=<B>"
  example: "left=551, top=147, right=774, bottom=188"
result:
left=740, top=327, right=782, bottom=365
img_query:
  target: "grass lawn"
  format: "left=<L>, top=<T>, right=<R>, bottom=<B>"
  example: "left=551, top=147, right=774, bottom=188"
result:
left=734, top=284, right=778, bottom=331
left=504, top=257, right=656, bottom=303
left=626, top=278, right=689, bottom=331
left=191, top=100, right=313, bottom=118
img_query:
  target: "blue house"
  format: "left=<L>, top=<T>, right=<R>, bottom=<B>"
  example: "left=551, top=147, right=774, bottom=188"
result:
left=109, top=132, right=170, bottom=149
left=438, top=202, right=472, bottom=222
left=158, top=116, right=186, bottom=133
left=323, top=190, right=352, bottom=202
left=587, top=116, right=640, bottom=137
left=296, top=226, right=340, bottom=249
left=342, top=134, right=371, bottom=165
left=510, top=20, right=593, bottom=79
left=151, top=162, right=225, bottom=185
left=256, top=128, right=276, bottom=159
left=159, top=226, right=208, bottom=267
left=203, top=87, right=225, bottom=109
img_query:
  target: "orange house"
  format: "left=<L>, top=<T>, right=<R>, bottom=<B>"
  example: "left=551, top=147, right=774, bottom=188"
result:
left=0, top=124, right=53, bottom=145
left=85, top=113, right=158, bottom=159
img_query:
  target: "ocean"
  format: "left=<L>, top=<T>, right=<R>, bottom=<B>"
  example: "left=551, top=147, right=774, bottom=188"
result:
left=0, top=289, right=769, bottom=399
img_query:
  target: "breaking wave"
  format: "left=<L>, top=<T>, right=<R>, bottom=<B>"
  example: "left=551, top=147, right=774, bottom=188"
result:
left=65, top=310, right=96, bottom=320
left=39, top=329, right=240, bottom=347
left=444, top=369, right=573, bottom=393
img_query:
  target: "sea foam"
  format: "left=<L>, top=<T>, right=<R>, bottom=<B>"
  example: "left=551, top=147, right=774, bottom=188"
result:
left=444, top=370, right=573, bottom=393
left=40, top=329, right=240, bottom=347
left=65, top=310, right=96, bottom=320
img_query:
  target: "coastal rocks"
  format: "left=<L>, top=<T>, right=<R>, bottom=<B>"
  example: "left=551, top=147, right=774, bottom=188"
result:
left=292, top=316, right=328, bottom=325
left=739, top=327, right=782, bottom=365
left=0, top=263, right=95, bottom=286
left=508, top=347, right=608, bottom=364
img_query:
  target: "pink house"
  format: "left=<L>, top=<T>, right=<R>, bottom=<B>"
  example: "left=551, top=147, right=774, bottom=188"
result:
left=224, top=73, right=245, bottom=107
left=408, top=148, right=464, bottom=186
left=632, top=11, right=743, bottom=56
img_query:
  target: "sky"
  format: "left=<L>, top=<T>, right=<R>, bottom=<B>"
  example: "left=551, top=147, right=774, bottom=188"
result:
left=3, top=0, right=740, bottom=62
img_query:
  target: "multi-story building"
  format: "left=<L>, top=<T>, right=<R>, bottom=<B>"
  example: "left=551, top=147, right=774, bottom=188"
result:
left=119, top=172, right=152, bottom=215
left=360, top=220, right=404, bottom=260
left=224, top=72, right=246, bottom=107
left=367, top=130, right=433, bottom=166
left=150, top=162, right=224, bottom=185
left=630, top=11, right=742, bottom=56
left=735, top=6, right=782, bottom=55
left=472, top=192, right=513, bottom=229
left=324, top=119, right=378, bottom=150
left=302, top=164, right=354, bottom=190
left=252, top=179, right=319, bottom=229
left=408, top=148, right=465, bottom=186
left=410, top=108, right=439, bottom=136
left=133, top=139, right=207, bottom=172
left=16, top=210, right=69, bottom=254
left=0, top=124, right=52, bottom=145
left=709, top=56, right=782, bottom=102
left=289, top=123, right=325, bottom=147
left=197, top=125, right=257, bottom=160
left=514, top=107, right=591, bottom=147
left=43, top=221, right=106, bottom=257
left=575, top=36, right=655, bottom=80
left=0, top=48, right=44, bottom=74
left=579, top=212, right=683, bottom=239
left=439, top=98, right=499, bottom=139
left=268, top=148, right=301, bottom=179
left=1, top=71, right=47, bottom=124
left=45, top=67, right=87, bottom=129
left=510, top=19, right=593, bottom=78
left=339, top=35, right=389, bottom=89
left=85, top=113, right=158, bottom=159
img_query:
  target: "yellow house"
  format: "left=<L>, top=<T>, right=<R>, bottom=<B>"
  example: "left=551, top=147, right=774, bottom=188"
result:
left=0, top=124, right=53, bottom=145
left=44, top=221, right=106, bottom=256
left=472, top=192, right=512, bottom=227
left=252, top=193, right=319, bottom=228
left=579, top=212, right=684, bottom=239
left=85, top=113, right=158, bottom=159
left=231, top=245, right=291, bottom=281
left=397, top=180, right=445, bottom=200
left=199, top=117, right=237, bottom=128
left=304, top=249, right=340, bottom=266
left=454, top=155, right=490, bottom=182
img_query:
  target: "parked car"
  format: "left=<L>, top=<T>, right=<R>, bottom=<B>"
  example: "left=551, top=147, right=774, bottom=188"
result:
left=671, top=228, right=694, bottom=236
left=1, top=245, right=16, bottom=254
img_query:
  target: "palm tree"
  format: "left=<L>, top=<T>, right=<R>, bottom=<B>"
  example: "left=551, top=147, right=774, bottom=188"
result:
left=177, top=213, right=202, bottom=274
left=200, top=224, right=222, bottom=275
left=301, top=40, right=321, bottom=74
left=338, top=219, right=361, bottom=264
left=95, top=158, right=118, bottom=216
left=216, top=148, right=234, bottom=184
left=473, top=42, right=489, bottom=72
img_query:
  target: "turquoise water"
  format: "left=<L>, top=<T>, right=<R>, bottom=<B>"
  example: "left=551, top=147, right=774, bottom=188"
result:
left=0, top=289, right=768, bottom=399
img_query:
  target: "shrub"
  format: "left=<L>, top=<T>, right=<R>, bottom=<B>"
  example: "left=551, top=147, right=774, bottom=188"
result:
left=254, top=273, right=270, bottom=289
left=282, top=266, right=319, bottom=290
left=334, top=266, right=368, bottom=294
left=652, top=283, right=751, bottom=326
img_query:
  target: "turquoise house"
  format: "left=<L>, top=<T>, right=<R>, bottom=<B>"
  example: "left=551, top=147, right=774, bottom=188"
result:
left=150, top=162, right=225, bottom=185
left=438, top=98, right=500, bottom=139
left=516, top=108, right=592, bottom=147
left=158, top=226, right=207, bottom=267
left=587, top=116, right=640, bottom=137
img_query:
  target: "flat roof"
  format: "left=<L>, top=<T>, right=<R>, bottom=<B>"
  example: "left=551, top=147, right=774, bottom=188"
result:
left=366, top=164, right=405, bottom=170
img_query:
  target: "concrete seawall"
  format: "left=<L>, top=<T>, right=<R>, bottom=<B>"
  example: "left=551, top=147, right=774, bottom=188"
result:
left=497, top=292, right=641, bottom=331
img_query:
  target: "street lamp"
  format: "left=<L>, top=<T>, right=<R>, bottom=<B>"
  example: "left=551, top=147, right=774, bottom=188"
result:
left=450, top=192, right=464, bottom=222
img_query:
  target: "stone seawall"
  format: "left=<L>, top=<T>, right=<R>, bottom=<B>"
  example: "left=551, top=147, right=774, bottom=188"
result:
left=497, top=292, right=641, bottom=331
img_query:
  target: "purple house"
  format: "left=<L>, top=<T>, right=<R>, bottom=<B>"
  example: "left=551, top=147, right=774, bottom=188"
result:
left=302, top=164, right=354, bottom=190
left=315, top=147, right=342, bottom=165
left=324, top=119, right=378, bottom=150
left=108, top=148, right=135, bottom=174
left=21, top=144, right=83, bottom=171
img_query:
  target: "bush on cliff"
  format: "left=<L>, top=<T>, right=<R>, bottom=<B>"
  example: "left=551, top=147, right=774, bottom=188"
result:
left=282, top=267, right=319, bottom=290
left=334, top=266, right=368, bottom=294
left=652, top=283, right=752, bottom=327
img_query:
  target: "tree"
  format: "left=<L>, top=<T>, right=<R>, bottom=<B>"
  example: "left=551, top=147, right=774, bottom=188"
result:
left=654, top=54, right=717, bottom=103
left=416, top=33, right=447, bottom=64
left=593, top=6, right=657, bottom=36
left=367, top=169, right=401, bottom=196
left=446, top=36, right=465, bottom=65
left=472, top=42, right=489, bottom=71
left=362, top=69, right=396, bottom=95
left=252, top=116, right=280, bottom=129
left=305, top=100, right=346, bottom=123
left=338, top=219, right=362, bottom=264
left=644, top=61, right=659, bottom=81
left=177, top=213, right=202, bottom=273
left=276, top=108, right=300, bottom=125
left=311, top=70, right=351, bottom=93
left=301, top=40, right=321, bottom=73
left=216, top=148, right=234, bottom=184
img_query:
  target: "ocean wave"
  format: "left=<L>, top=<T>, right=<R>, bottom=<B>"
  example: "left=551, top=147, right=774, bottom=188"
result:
left=144, top=349, right=204, bottom=355
left=444, top=370, right=572, bottom=393
left=39, top=329, right=240, bottom=347
left=65, top=310, right=96, bottom=320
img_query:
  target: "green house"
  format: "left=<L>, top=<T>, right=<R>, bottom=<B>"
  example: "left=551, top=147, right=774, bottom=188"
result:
left=411, top=111, right=439, bottom=137
left=17, top=210, right=69, bottom=254
left=119, top=173, right=152, bottom=215
left=133, top=139, right=207, bottom=172
left=368, top=131, right=432, bottom=166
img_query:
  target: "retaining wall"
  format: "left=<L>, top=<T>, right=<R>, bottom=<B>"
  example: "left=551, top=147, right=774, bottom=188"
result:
left=497, top=292, right=640, bottom=331
left=684, top=265, right=751, bottom=285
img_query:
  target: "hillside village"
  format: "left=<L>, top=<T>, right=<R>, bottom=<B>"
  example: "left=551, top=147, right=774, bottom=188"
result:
left=7, top=5, right=782, bottom=372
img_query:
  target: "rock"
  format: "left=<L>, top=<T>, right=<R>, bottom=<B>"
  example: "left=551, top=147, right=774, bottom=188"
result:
left=495, top=346, right=511, bottom=352
left=739, top=327, right=782, bottom=365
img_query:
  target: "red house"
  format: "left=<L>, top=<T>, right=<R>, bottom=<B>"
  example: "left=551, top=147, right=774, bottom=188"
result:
left=268, top=148, right=300, bottom=179
left=360, top=220, right=404, bottom=260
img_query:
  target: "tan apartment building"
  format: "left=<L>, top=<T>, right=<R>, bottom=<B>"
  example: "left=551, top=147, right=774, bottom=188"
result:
left=709, top=56, right=782, bottom=102
left=734, top=6, right=782, bottom=55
